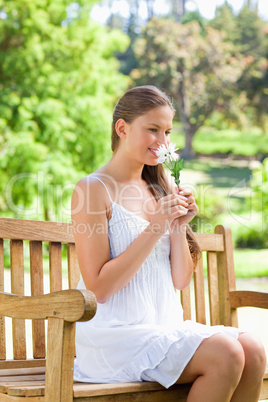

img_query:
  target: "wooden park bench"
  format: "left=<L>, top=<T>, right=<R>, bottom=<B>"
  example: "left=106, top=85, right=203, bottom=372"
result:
left=0, top=217, right=267, bottom=401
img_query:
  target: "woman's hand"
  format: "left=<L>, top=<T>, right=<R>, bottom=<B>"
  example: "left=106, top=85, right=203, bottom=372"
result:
left=170, top=187, right=198, bottom=231
left=149, top=193, right=189, bottom=233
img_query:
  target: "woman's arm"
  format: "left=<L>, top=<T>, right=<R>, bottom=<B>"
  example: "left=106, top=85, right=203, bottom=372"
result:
left=169, top=187, right=199, bottom=290
left=169, top=228, right=194, bottom=290
left=71, top=177, right=187, bottom=303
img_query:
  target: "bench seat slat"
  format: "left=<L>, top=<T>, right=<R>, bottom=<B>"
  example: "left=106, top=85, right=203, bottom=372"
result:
left=0, top=359, right=46, bottom=370
left=73, top=383, right=192, bottom=401
left=0, top=375, right=45, bottom=382
left=74, top=390, right=190, bottom=402
left=73, top=381, right=168, bottom=397
left=0, top=381, right=44, bottom=394
left=1, top=381, right=191, bottom=399
left=7, top=385, right=45, bottom=397
left=0, top=367, right=45, bottom=377
left=0, top=393, right=44, bottom=402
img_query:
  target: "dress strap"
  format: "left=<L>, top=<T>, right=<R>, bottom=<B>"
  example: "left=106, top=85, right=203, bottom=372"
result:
left=92, top=176, right=113, bottom=203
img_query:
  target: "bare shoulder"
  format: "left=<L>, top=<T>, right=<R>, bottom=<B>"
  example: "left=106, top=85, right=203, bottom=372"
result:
left=71, top=174, right=111, bottom=218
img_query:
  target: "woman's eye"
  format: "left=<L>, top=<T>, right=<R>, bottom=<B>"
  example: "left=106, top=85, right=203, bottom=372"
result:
left=148, top=128, right=171, bottom=135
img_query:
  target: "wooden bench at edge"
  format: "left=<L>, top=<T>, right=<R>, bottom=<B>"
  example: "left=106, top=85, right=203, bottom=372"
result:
left=0, top=217, right=267, bottom=402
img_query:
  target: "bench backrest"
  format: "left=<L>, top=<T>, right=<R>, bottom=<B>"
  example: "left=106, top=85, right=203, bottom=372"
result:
left=0, top=218, right=238, bottom=366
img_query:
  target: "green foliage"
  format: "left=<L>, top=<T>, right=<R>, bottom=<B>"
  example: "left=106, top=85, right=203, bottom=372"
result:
left=0, top=0, right=129, bottom=220
left=233, top=249, right=268, bottom=277
left=170, top=158, right=184, bottom=187
left=181, top=10, right=207, bottom=34
left=209, top=3, right=268, bottom=129
left=249, top=157, right=268, bottom=222
left=189, top=185, right=226, bottom=233
left=209, top=2, right=237, bottom=43
left=234, top=225, right=268, bottom=249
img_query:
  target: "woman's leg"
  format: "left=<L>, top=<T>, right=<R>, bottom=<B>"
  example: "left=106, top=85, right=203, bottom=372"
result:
left=177, top=333, right=245, bottom=402
left=231, top=333, right=267, bottom=402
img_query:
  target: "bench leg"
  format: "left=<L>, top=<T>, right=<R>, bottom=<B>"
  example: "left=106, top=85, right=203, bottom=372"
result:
left=45, top=317, right=75, bottom=402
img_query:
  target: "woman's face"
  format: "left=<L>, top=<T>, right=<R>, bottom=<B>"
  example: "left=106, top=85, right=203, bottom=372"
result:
left=119, top=105, right=174, bottom=166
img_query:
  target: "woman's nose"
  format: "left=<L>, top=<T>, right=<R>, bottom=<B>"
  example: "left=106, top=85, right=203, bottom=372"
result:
left=157, top=132, right=169, bottom=147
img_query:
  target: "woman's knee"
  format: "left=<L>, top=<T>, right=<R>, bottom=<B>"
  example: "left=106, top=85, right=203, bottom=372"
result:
left=211, top=334, right=245, bottom=382
left=238, top=333, right=267, bottom=377
left=190, top=334, right=245, bottom=381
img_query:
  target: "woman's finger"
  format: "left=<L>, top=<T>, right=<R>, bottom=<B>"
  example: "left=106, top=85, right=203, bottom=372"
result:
left=163, top=196, right=189, bottom=211
left=178, top=188, right=193, bottom=197
left=186, top=195, right=195, bottom=205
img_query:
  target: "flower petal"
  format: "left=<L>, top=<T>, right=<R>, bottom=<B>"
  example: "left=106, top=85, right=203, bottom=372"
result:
left=157, top=156, right=166, bottom=164
left=166, top=142, right=179, bottom=161
left=155, top=144, right=167, bottom=158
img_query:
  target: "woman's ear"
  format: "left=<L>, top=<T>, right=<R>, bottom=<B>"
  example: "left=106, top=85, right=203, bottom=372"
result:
left=115, top=119, right=127, bottom=139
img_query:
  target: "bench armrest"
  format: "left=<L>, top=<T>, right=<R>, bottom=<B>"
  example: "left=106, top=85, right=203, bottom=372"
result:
left=229, top=290, right=268, bottom=309
left=0, top=289, right=97, bottom=322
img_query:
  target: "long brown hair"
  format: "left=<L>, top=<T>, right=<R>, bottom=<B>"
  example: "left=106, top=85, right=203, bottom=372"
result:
left=111, top=85, right=201, bottom=266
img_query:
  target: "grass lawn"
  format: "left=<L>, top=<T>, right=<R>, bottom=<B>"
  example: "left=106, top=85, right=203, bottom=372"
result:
left=182, top=157, right=254, bottom=189
left=201, top=248, right=268, bottom=278
left=233, top=249, right=268, bottom=277
left=172, top=122, right=268, bottom=157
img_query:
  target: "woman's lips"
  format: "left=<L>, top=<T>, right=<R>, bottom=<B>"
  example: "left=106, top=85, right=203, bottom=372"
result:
left=148, top=148, right=158, bottom=156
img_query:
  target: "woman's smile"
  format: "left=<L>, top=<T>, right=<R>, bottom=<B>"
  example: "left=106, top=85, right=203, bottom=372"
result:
left=148, top=148, right=158, bottom=157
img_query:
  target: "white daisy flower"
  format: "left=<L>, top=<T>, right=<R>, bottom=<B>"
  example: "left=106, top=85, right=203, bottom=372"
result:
left=155, top=144, right=167, bottom=163
left=165, top=143, right=179, bottom=162
left=155, top=143, right=179, bottom=164
left=155, top=142, right=183, bottom=187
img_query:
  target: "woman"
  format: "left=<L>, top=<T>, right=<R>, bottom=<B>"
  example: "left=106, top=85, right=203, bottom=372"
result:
left=71, top=85, right=266, bottom=401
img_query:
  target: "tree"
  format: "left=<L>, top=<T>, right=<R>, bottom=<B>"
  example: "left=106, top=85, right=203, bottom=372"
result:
left=171, top=0, right=186, bottom=21
left=131, top=18, right=247, bottom=158
left=116, top=11, right=139, bottom=75
left=181, top=10, right=207, bottom=33
left=0, top=0, right=129, bottom=220
left=209, top=2, right=268, bottom=130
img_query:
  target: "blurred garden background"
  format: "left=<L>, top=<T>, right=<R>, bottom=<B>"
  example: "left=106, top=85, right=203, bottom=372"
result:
left=0, top=0, right=267, bottom=365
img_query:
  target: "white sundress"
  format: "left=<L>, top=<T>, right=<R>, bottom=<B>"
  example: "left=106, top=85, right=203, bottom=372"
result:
left=73, top=177, right=240, bottom=388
